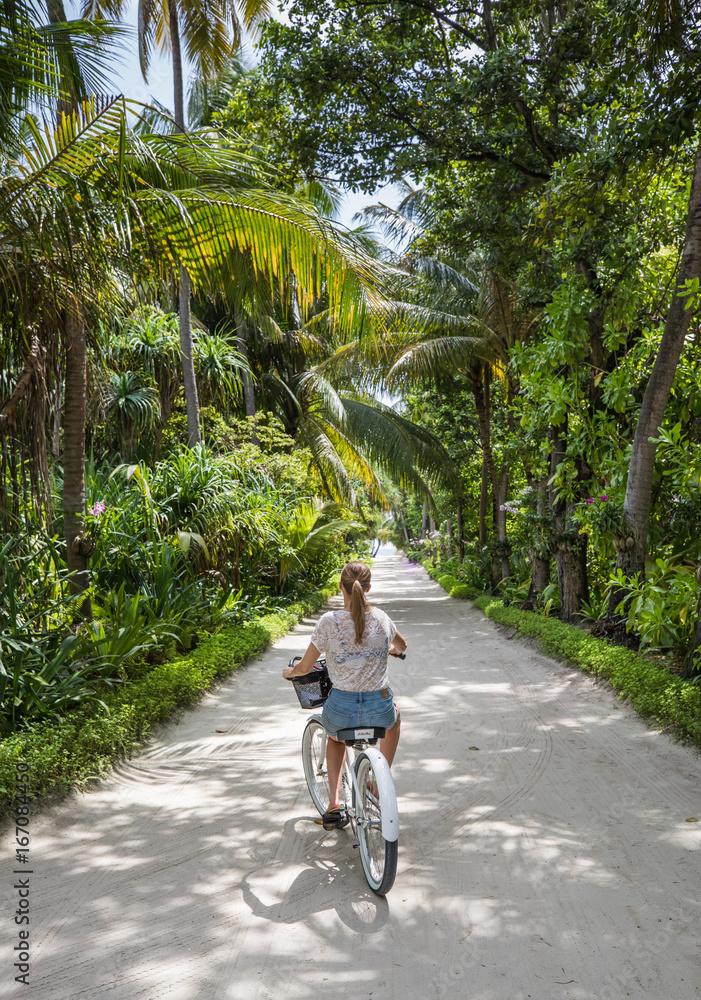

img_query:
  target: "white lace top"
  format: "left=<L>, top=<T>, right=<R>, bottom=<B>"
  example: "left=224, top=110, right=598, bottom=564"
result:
left=310, top=607, right=397, bottom=692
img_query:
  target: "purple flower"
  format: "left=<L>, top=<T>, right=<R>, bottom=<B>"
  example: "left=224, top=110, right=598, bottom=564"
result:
left=90, top=500, right=106, bottom=517
left=600, top=494, right=608, bottom=501
left=586, top=497, right=595, bottom=504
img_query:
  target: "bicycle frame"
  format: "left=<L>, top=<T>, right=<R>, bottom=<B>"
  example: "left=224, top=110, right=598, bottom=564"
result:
left=293, top=653, right=404, bottom=895
left=317, top=724, right=399, bottom=842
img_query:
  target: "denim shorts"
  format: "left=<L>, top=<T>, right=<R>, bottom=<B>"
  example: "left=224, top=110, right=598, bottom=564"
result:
left=321, top=687, right=397, bottom=737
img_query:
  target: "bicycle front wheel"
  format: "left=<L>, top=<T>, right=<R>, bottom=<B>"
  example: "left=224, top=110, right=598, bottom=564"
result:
left=354, top=752, right=398, bottom=895
left=302, top=716, right=329, bottom=816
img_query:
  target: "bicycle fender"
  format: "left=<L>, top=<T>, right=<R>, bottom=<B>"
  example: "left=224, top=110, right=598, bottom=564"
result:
left=361, top=747, right=399, bottom=842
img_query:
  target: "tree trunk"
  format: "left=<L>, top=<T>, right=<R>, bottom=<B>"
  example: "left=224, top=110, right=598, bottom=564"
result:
left=52, top=367, right=62, bottom=458
left=0, top=339, right=41, bottom=432
left=46, top=0, right=91, bottom=603
left=456, top=497, right=465, bottom=564
left=471, top=362, right=499, bottom=504
left=237, top=335, right=257, bottom=418
left=527, top=553, right=550, bottom=602
left=178, top=267, right=201, bottom=447
left=609, top=136, right=701, bottom=614
left=524, top=478, right=551, bottom=606
left=497, top=463, right=510, bottom=582
left=63, top=303, right=91, bottom=616
left=170, top=0, right=201, bottom=447
left=478, top=453, right=488, bottom=548
left=555, top=522, right=588, bottom=620
left=421, top=499, right=427, bottom=539
left=471, top=362, right=501, bottom=587
left=236, top=330, right=260, bottom=445
left=169, top=0, right=185, bottom=130
left=399, top=490, right=412, bottom=543
left=46, top=0, right=76, bottom=121
left=243, top=376, right=256, bottom=417
left=549, top=419, right=588, bottom=619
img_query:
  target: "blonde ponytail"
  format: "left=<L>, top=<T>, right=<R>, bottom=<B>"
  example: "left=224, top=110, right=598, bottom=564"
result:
left=350, top=579, right=367, bottom=643
left=340, top=561, right=371, bottom=643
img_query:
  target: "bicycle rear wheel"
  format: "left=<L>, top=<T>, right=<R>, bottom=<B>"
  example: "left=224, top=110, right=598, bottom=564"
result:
left=354, top=752, right=398, bottom=895
left=302, top=716, right=329, bottom=815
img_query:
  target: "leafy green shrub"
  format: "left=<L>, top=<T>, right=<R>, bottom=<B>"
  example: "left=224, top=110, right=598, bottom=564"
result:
left=474, top=595, right=701, bottom=745
left=418, top=558, right=475, bottom=599
left=609, top=557, right=697, bottom=658
left=0, top=633, right=123, bottom=734
left=0, top=578, right=339, bottom=812
left=0, top=535, right=142, bottom=733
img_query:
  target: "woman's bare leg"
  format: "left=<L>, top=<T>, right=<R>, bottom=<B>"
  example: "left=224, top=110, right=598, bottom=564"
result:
left=326, top=735, right=347, bottom=810
left=380, top=708, right=401, bottom=767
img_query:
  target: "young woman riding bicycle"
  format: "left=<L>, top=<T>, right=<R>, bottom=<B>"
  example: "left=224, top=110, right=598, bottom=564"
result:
left=282, top=560, right=407, bottom=829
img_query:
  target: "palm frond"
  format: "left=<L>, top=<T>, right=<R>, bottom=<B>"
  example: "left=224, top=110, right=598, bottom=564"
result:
left=387, top=335, right=490, bottom=386
left=0, top=99, right=395, bottom=332
left=338, top=395, right=458, bottom=493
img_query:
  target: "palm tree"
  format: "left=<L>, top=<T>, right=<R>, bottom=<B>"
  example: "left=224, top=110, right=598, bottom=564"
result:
left=329, top=248, right=519, bottom=579
left=237, top=297, right=456, bottom=508
left=0, top=0, right=130, bottom=606
left=357, top=190, right=545, bottom=590
left=383, top=264, right=520, bottom=586
left=118, top=307, right=182, bottom=421
left=0, top=99, right=392, bottom=602
left=82, top=0, right=273, bottom=447
left=273, top=373, right=456, bottom=509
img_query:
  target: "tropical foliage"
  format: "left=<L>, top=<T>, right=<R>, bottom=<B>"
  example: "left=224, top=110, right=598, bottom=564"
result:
left=223, top=0, right=701, bottom=674
left=6, top=0, right=701, bottom=753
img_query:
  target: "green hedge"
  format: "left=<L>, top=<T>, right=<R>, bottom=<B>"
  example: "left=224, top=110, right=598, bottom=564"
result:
left=474, top=594, right=701, bottom=746
left=0, top=581, right=338, bottom=814
left=419, top=559, right=476, bottom=600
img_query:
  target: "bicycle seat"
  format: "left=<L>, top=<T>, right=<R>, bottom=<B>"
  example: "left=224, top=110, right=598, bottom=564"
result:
left=336, top=727, right=386, bottom=746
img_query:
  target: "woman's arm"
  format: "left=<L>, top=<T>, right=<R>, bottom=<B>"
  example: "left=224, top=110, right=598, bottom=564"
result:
left=282, top=642, right=322, bottom=679
left=389, top=629, right=407, bottom=656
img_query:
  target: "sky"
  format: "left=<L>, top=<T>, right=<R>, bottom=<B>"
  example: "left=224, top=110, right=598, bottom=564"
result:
left=97, top=1, right=401, bottom=233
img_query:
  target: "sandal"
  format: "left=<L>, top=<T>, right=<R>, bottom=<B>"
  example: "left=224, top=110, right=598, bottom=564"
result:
left=315, top=807, right=349, bottom=830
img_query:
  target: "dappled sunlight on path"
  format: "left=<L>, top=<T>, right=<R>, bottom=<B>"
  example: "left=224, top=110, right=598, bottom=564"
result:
left=5, top=550, right=700, bottom=999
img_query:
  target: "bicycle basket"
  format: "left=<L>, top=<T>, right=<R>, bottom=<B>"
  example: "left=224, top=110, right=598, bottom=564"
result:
left=291, top=661, right=332, bottom=709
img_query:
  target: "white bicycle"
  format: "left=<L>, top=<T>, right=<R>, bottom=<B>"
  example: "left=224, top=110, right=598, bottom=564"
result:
left=289, top=657, right=402, bottom=896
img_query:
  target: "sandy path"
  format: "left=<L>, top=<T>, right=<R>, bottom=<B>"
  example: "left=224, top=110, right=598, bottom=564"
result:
left=2, top=550, right=700, bottom=1000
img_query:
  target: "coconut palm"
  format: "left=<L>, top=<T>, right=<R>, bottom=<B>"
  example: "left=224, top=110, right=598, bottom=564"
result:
left=0, top=0, right=128, bottom=591
left=82, top=0, right=274, bottom=446
left=242, top=302, right=457, bottom=508
left=0, top=98, right=391, bottom=600
left=349, top=190, right=543, bottom=583
left=0, top=0, right=123, bottom=131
